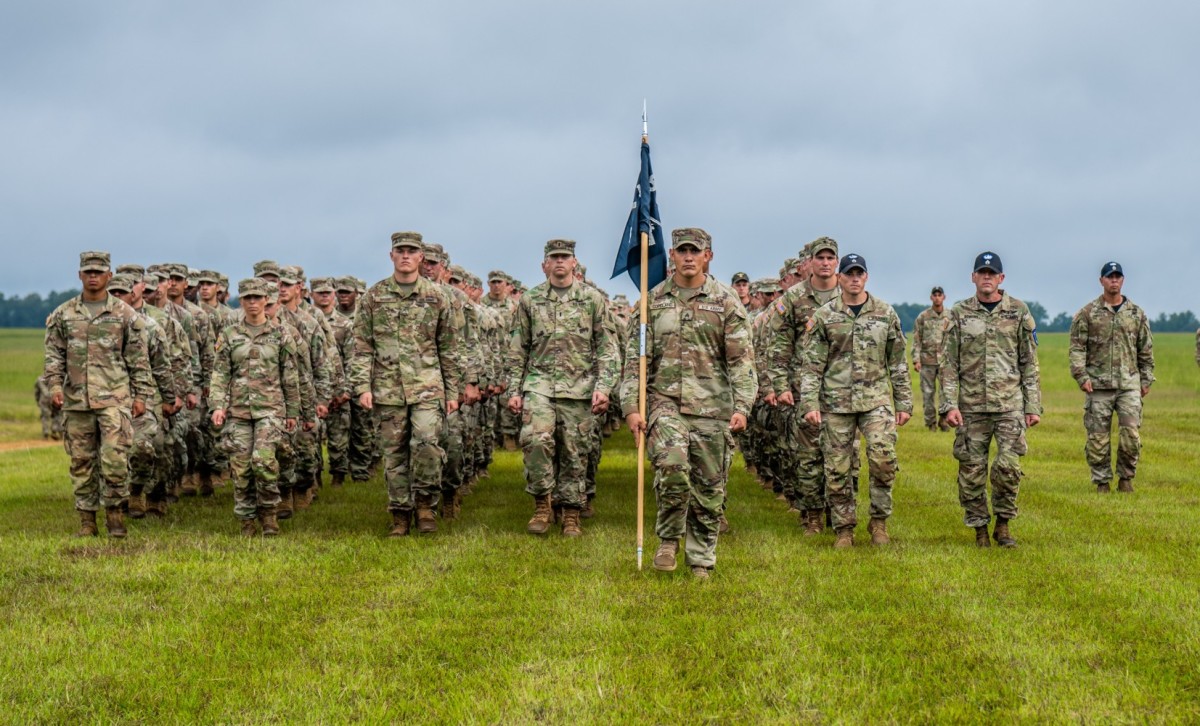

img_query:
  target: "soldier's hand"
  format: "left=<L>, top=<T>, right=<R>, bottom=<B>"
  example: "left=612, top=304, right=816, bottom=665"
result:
left=913, top=361, right=921, bottom=372
left=173, top=396, right=183, bottom=412
left=944, top=408, right=963, bottom=427
left=211, top=409, right=225, bottom=427
left=591, top=391, right=610, bottom=415
left=162, top=401, right=174, bottom=416
left=1025, top=414, right=1041, bottom=428
left=303, top=420, right=315, bottom=431
left=507, top=395, right=523, bottom=415
left=51, top=391, right=63, bottom=409
left=895, top=411, right=911, bottom=427
left=285, top=418, right=297, bottom=432
left=316, top=404, right=329, bottom=419
left=359, top=392, right=373, bottom=410
left=625, top=413, right=646, bottom=438
left=131, top=399, right=146, bottom=417
left=1141, top=386, right=1150, bottom=398
left=186, top=393, right=199, bottom=410
left=464, top=384, right=482, bottom=405
left=729, top=413, right=747, bottom=433
left=763, top=392, right=777, bottom=406
left=778, top=391, right=795, bottom=407
left=1080, top=380, right=1093, bottom=393
left=803, top=410, right=822, bottom=427
left=446, top=399, right=460, bottom=414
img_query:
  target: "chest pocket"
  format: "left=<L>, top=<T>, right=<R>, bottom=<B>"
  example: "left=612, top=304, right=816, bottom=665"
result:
left=651, top=301, right=679, bottom=339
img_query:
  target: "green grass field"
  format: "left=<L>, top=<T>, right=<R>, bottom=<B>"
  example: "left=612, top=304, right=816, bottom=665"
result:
left=2, top=330, right=1199, bottom=722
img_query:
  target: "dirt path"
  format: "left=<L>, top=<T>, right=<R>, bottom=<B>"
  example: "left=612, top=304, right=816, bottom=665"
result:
left=0, top=439, right=61, bottom=453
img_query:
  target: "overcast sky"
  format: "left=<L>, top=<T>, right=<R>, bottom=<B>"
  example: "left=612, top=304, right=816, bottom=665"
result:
left=2, top=1, right=1197, bottom=316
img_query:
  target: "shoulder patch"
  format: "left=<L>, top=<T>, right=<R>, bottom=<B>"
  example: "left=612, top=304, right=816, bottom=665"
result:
left=775, top=301, right=786, bottom=314
left=805, top=318, right=815, bottom=333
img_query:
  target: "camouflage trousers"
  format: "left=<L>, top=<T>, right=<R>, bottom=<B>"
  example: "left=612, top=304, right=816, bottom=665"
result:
left=750, top=401, right=783, bottom=493
left=785, top=406, right=826, bottom=510
left=185, top=406, right=206, bottom=474
left=325, top=402, right=351, bottom=476
left=584, top=409, right=604, bottom=499
left=293, top=422, right=320, bottom=488
left=39, top=397, right=64, bottom=437
left=442, top=405, right=467, bottom=491
left=152, top=413, right=180, bottom=503
left=1084, top=389, right=1142, bottom=484
left=169, top=408, right=190, bottom=485
left=497, top=405, right=520, bottom=441
left=349, top=399, right=375, bottom=481
left=823, top=408, right=898, bottom=530
left=459, top=401, right=480, bottom=484
left=520, top=393, right=591, bottom=508
left=225, top=416, right=284, bottom=519
left=128, top=409, right=163, bottom=493
left=378, top=401, right=445, bottom=512
left=64, top=408, right=133, bottom=511
left=918, top=365, right=943, bottom=428
left=648, top=398, right=733, bottom=569
left=953, top=411, right=1027, bottom=528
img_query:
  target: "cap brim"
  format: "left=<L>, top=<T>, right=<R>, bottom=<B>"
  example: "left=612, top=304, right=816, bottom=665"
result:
left=81, top=265, right=110, bottom=272
left=840, top=265, right=866, bottom=273
left=974, top=266, right=1001, bottom=273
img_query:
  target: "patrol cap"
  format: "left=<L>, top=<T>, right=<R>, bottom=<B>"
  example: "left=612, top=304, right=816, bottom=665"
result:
left=253, top=259, right=281, bottom=277
left=731, top=272, right=750, bottom=284
left=421, top=242, right=446, bottom=264
left=335, top=276, right=356, bottom=292
left=116, top=263, right=145, bottom=277
left=782, top=257, right=799, bottom=273
left=931, top=286, right=944, bottom=295
left=1100, top=261, right=1123, bottom=277
left=810, top=237, right=839, bottom=257
left=147, top=264, right=169, bottom=280
left=973, top=251, right=1003, bottom=273
left=187, top=268, right=200, bottom=286
left=838, top=253, right=867, bottom=273
left=447, top=264, right=467, bottom=282
left=310, top=277, right=335, bottom=293
left=164, top=263, right=189, bottom=279
left=390, top=231, right=423, bottom=250
left=278, top=265, right=301, bottom=285
left=218, top=274, right=229, bottom=290
left=238, top=278, right=270, bottom=297
left=265, top=281, right=280, bottom=302
left=488, top=270, right=506, bottom=283
left=671, top=227, right=711, bottom=251
left=577, top=263, right=588, bottom=276
left=292, top=266, right=306, bottom=283
left=797, top=248, right=812, bottom=263
left=759, top=278, right=782, bottom=293
left=80, top=251, right=112, bottom=273
left=197, top=270, right=221, bottom=284
left=107, top=274, right=135, bottom=293
left=142, top=275, right=159, bottom=292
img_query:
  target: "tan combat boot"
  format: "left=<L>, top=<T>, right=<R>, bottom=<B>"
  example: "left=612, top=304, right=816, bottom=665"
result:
left=415, top=495, right=437, bottom=534
left=240, top=518, right=258, bottom=537
left=276, top=487, right=294, bottom=520
left=128, top=492, right=146, bottom=519
left=691, top=566, right=710, bottom=580
left=718, top=515, right=730, bottom=535
left=1096, top=482, right=1111, bottom=493
left=76, top=510, right=98, bottom=537
left=526, top=494, right=553, bottom=535
left=180, top=472, right=198, bottom=497
left=294, top=486, right=312, bottom=511
left=653, top=539, right=678, bottom=572
left=1117, top=478, right=1134, bottom=493
left=802, top=509, right=823, bottom=536
left=580, top=497, right=595, bottom=519
left=331, top=473, right=345, bottom=487
left=868, top=518, right=890, bottom=546
left=561, top=507, right=582, bottom=537
left=388, top=511, right=410, bottom=537
left=975, top=525, right=991, bottom=547
left=105, top=507, right=127, bottom=539
left=992, top=519, right=1017, bottom=548
left=441, top=488, right=461, bottom=521
left=503, top=435, right=519, bottom=452
left=833, top=528, right=854, bottom=549
left=259, top=507, right=279, bottom=537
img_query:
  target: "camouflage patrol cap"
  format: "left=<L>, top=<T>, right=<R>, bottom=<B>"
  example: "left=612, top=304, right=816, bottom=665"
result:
left=265, top=281, right=280, bottom=302
left=447, top=264, right=467, bottom=282
left=544, top=239, right=576, bottom=257
left=577, top=264, right=588, bottom=277
left=142, top=275, right=159, bottom=292
left=79, top=251, right=112, bottom=272
left=238, top=277, right=270, bottom=298
left=292, top=265, right=306, bottom=283
left=116, top=263, right=145, bottom=277
left=197, top=270, right=221, bottom=284
left=810, top=237, right=839, bottom=257
left=731, top=272, right=750, bottom=284
left=218, top=274, right=229, bottom=290
left=797, top=247, right=812, bottom=263
left=354, top=277, right=367, bottom=293
left=671, top=227, right=712, bottom=251
left=782, top=257, right=799, bottom=273
left=107, top=274, right=135, bottom=293
left=334, top=276, right=356, bottom=292
left=278, top=265, right=301, bottom=285
left=187, top=268, right=200, bottom=286
left=422, top=242, right=446, bottom=264
left=391, top=231, right=423, bottom=250
left=253, top=260, right=281, bottom=277
left=761, top=278, right=782, bottom=293
left=488, top=270, right=506, bottom=283
left=163, top=263, right=189, bottom=279
left=612, top=294, right=630, bottom=306
left=310, top=277, right=335, bottom=293
left=147, top=264, right=169, bottom=280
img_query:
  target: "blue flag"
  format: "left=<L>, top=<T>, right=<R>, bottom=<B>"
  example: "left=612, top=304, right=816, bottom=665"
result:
left=611, top=140, right=667, bottom=290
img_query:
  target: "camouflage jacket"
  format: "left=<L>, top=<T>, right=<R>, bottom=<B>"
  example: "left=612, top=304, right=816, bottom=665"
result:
left=619, top=275, right=757, bottom=420
left=209, top=318, right=301, bottom=420
left=43, top=294, right=155, bottom=411
left=444, top=284, right=481, bottom=387
left=801, top=294, right=913, bottom=415
left=279, top=306, right=333, bottom=404
left=144, top=303, right=193, bottom=399
left=350, top=275, right=463, bottom=406
left=766, top=280, right=841, bottom=396
left=941, top=292, right=1042, bottom=415
left=506, top=280, right=620, bottom=400
left=1068, top=296, right=1154, bottom=391
left=163, top=299, right=208, bottom=392
left=134, top=308, right=178, bottom=406
left=911, top=307, right=948, bottom=366
left=321, top=307, right=356, bottom=395
left=752, top=304, right=780, bottom=398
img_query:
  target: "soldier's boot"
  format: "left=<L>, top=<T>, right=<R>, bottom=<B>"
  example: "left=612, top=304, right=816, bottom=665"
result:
left=503, top=435, right=518, bottom=452
left=240, top=518, right=258, bottom=537
left=259, top=507, right=279, bottom=537
left=145, top=498, right=167, bottom=518
left=718, top=514, right=730, bottom=535
left=653, top=539, right=678, bottom=572
left=415, top=496, right=438, bottom=534
left=527, top=495, right=553, bottom=535
left=1118, top=478, right=1134, bottom=493
left=440, top=488, right=457, bottom=521
left=180, top=472, right=198, bottom=497
left=294, top=486, right=312, bottom=511
left=198, top=470, right=214, bottom=497
left=833, top=528, right=854, bottom=549
left=1096, top=482, right=1111, bottom=494
left=388, top=511, right=411, bottom=538
left=975, top=525, right=991, bottom=548
left=691, top=566, right=711, bottom=580
left=802, top=510, right=823, bottom=536
left=75, top=510, right=98, bottom=538
left=331, top=473, right=345, bottom=487
left=128, top=491, right=146, bottom=520
left=276, top=487, right=294, bottom=520
left=580, top=495, right=595, bottom=519
left=774, top=492, right=788, bottom=502
left=561, top=507, right=582, bottom=538
left=105, top=507, right=127, bottom=539
left=825, top=507, right=833, bottom=529
left=868, top=518, right=890, bottom=546
left=992, top=519, right=1017, bottom=548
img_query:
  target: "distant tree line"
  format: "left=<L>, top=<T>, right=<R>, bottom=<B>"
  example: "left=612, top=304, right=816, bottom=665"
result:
left=0, top=289, right=81, bottom=327
left=894, top=300, right=1197, bottom=334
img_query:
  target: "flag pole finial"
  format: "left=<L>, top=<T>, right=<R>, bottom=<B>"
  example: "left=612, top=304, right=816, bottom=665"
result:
left=642, top=99, right=648, bottom=140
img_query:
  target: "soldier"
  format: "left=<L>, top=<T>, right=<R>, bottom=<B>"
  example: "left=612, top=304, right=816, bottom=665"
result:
left=505, top=239, right=619, bottom=536
left=912, top=286, right=950, bottom=431
left=35, top=375, right=63, bottom=439
left=163, top=262, right=215, bottom=497
left=334, top=277, right=376, bottom=482
left=622, top=228, right=757, bottom=579
left=801, top=254, right=912, bottom=548
left=1068, top=261, right=1154, bottom=493
left=731, top=272, right=751, bottom=308
left=210, top=278, right=301, bottom=535
left=312, top=277, right=355, bottom=486
left=942, top=252, right=1042, bottom=548
left=351, top=232, right=464, bottom=536
left=43, top=252, right=154, bottom=538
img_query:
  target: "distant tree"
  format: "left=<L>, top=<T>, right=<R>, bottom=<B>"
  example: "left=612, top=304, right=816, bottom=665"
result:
left=1025, top=301, right=1049, bottom=328
left=0, top=289, right=80, bottom=327
left=1151, top=311, right=1200, bottom=332
left=892, top=302, right=925, bottom=334
left=1043, top=312, right=1073, bottom=333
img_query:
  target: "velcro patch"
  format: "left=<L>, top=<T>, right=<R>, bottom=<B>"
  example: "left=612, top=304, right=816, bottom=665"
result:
left=698, top=303, right=724, bottom=313
left=651, top=301, right=674, bottom=310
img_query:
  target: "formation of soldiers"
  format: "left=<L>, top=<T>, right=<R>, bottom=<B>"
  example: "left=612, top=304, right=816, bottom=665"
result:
left=41, top=232, right=1160, bottom=576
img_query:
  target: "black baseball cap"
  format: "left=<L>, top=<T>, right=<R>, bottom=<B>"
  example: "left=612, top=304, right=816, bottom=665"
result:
left=931, top=286, right=944, bottom=295
left=973, top=251, right=1003, bottom=273
left=1100, top=261, right=1123, bottom=277
left=838, top=254, right=867, bottom=273
left=731, top=271, right=749, bottom=284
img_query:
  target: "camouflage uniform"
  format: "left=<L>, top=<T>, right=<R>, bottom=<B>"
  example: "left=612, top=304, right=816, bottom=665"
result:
left=43, top=253, right=154, bottom=516
left=802, top=292, right=912, bottom=534
left=140, top=275, right=193, bottom=510
left=1069, top=293, right=1154, bottom=487
left=506, top=241, right=620, bottom=514
left=619, top=229, right=758, bottom=571
left=317, top=278, right=356, bottom=482
left=209, top=279, right=302, bottom=520
left=485, top=274, right=522, bottom=449
left=350, top=233, right=463, bottom=517
left=911, top=305, right=948, bottom=428
left=35, top=375, right=64, bottom=439
left=942, top=290, right=1042, bottom=528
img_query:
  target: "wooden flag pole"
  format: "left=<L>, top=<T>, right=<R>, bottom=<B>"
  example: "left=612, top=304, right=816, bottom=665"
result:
left=637, top=223, right=649, bottom=571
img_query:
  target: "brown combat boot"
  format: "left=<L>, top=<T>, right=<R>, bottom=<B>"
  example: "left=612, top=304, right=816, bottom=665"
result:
left=833, top=528, right=854, bottom=549
left=868, top=518, right=890, bottom=546
left=802, top=509, right=823, bottom=536
left=128, top=492, right=146, bottom=519
left=105, top=507, right=127, bottom=539
left=240, top=518, right=258, bottom=537
left=561, top=507, right=582, bottom=537
left=259, top=507, right=279, bottom=537
left=718, top=515, right=730, bottom=535
left=653, top=539, right=678, bottom=572
left=331, top=473, right=345, bottom=487
left=441, top=488, right=461, bottom=521
left=1117, top=478, right=1134, bottom=493
left=415, top=495, right=437, bottom=534
left=276, top=487, right=294, bottom=520
left=198, top=470, right=214, bottom=497
left=294, top=486, right=312, bottom=511
left=388, top=511, right=410, bottom=537
left=76, top=510, right=98, bottom=537
left=526, top=494, right=553, bottom=535
left=503, top=435, right=519, bottom=451
left=975, top=525, right=991, bottom=547
left=1096, top=482, right=1111, bottom=494
left=580, top=496, right=595, bottom=519
left=691, top=565, right=711, bottom=580
left=180, top=472, right=198, bottom=497
left=993, top=519, right=1017, bottom=548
